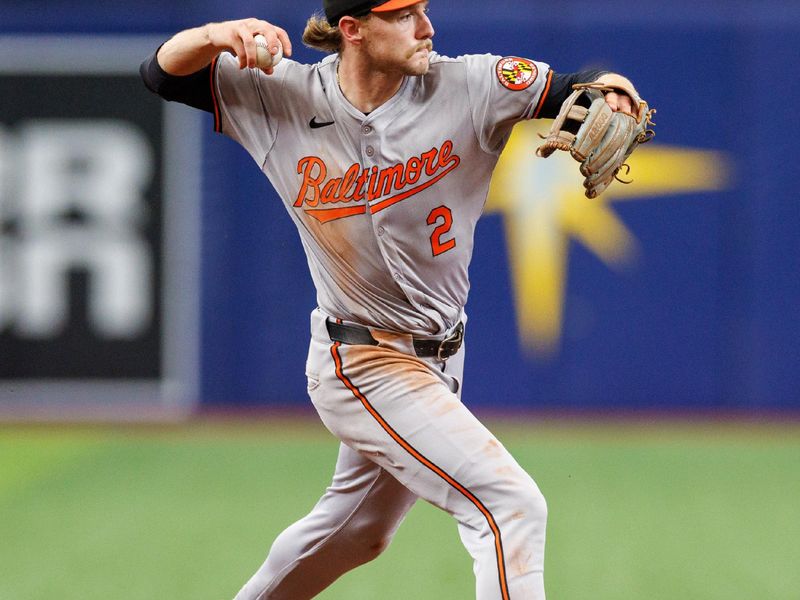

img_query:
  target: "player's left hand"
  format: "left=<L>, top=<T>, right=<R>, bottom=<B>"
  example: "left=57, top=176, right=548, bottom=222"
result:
left=604, top=90, right=635, bottom=116
left=536, top=75, right=656, bottom=198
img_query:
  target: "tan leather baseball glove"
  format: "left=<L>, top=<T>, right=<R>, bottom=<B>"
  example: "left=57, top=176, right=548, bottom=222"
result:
left=536, top=74, right=656, bottom=199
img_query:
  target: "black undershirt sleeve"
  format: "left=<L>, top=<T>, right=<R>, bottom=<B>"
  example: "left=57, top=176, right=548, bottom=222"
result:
left=140, top=48, right=215, bottom=114
left=534, top=69, right=609, bottom=119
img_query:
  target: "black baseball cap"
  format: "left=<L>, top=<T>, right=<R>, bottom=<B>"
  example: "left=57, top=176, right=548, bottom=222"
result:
left=324, top=0, right=423, bottom=25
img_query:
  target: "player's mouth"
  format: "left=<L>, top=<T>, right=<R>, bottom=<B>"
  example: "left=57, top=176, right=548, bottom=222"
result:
left=405, top=41, right=433, bottom=59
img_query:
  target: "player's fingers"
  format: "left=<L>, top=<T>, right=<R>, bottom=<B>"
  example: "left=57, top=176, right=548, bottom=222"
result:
left=618, top=96, right=634, bottom=115
left=604, top=91, right=620, bottom=111
left=236, top=23, right=259, bottom=69
left=259, top=31, right=282, bottom=57
left=208, top=22, right=246, bottom=67
left=274, top=27, right=292, bottom=56
left=253, top=26, right=286, bottom=59
left=605, top=91, right=634, bottom=116
left=227, top=34, right=248, bottom=69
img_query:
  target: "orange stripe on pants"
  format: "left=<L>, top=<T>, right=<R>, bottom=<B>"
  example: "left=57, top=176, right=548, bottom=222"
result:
left=330, top=341, right=511, bottom=600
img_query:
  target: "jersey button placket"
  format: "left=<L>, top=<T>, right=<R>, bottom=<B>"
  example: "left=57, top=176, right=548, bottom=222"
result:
left=361, top=122, right=399, bottom=284
left=361, top=121, right=376, bottom=158
left=360, top=123, right=379, bottom=212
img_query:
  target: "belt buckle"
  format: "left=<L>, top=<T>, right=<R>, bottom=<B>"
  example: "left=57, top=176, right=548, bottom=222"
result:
left=436, top=322, right=464, bottom=361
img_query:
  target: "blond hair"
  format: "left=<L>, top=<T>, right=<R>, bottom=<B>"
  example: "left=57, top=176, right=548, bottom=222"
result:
left=302, top=13, right=343, bottom=54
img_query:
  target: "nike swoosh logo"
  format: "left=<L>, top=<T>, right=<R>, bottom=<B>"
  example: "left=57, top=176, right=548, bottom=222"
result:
left=309, top=117, right=335, bottom=129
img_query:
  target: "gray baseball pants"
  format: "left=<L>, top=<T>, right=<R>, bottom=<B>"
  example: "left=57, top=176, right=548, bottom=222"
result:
left=234, top=309, right=547, bottom=599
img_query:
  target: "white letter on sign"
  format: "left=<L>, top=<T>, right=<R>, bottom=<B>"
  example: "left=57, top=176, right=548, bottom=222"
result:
left=15, top=120, right=154, bottom=338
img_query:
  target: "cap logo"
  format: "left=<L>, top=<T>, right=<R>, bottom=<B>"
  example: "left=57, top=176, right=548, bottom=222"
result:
left=496, top=57, right=537, bottom=91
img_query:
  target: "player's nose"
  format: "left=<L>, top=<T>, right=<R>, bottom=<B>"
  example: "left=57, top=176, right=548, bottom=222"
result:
left=417, top=12, right=434, bottom=39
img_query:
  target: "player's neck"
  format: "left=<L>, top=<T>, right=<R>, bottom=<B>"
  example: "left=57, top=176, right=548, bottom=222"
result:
left=336, top=56, right=405, bottom=115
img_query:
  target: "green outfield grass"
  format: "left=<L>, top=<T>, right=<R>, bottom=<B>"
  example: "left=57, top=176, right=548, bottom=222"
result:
left=1, top=418, right=798, bottom=599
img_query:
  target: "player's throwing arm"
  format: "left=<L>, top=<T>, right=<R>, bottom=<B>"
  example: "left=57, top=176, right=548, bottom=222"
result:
left=156, top=19, right=292, bottom=76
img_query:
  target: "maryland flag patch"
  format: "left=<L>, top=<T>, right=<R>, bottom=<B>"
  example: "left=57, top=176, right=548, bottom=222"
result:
left=496, top=57, right=538, bottom=91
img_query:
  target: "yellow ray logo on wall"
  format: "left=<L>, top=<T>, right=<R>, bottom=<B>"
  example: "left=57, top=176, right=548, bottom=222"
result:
left=486, top=119, right=729, bottom=357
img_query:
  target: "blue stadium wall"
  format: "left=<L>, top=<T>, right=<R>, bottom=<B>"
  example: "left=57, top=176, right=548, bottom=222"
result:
left=2, top=0, right=798, bottom=413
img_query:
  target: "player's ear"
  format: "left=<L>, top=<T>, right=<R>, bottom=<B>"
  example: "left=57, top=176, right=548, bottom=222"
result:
left=338, top=15, right=366, bottom=46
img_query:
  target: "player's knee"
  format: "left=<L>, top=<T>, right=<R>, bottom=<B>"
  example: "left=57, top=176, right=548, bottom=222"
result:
left=530, top=485, right=548, bottom=524
left=342, top=520, right=395, bottom=564
left=360, top=534, right=392, bottom=562
left=347, top=533, right=392, bottom=565
left=508, top=478, right=548, bottom=529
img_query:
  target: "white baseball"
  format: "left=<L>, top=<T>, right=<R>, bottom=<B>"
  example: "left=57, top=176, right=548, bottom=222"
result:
left=254, top=34, right=282, bottom=69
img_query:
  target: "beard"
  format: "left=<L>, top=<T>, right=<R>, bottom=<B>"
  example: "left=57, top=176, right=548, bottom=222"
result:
left=404, top=40, right=434, bottom=60
left=403, top=40, right=434, bottom=75
left=363, top=38, right=434, bottom=77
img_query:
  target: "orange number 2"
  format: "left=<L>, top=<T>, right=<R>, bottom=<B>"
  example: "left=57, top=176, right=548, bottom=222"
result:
left=427, top=206, right=456, bottom=257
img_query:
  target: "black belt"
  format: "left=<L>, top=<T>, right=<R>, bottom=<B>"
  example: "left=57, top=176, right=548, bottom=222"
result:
left=326, top=319, right=464, bottom=361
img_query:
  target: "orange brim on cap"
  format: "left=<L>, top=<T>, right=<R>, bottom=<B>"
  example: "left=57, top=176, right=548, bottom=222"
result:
left=371, top=0, right=424, bottom=12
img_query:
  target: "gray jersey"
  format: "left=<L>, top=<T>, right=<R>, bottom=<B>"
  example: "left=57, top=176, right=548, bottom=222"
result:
left=212, top=51, right=549, bottom=336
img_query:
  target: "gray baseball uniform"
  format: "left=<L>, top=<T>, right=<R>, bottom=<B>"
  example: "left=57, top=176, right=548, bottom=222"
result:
left=211, top=50, right=550, bottom=599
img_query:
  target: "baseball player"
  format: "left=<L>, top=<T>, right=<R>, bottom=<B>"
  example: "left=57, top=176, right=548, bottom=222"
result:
left=141, top=1, right=648, bottom=598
